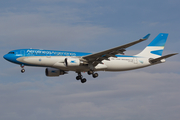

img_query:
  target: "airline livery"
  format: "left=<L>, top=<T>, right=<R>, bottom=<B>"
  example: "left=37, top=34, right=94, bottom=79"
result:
left=3, top=33, right=178, bottom=83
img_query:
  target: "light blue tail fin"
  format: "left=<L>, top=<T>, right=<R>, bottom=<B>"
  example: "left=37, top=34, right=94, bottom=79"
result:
left=136, top=33, right=168, bottom=58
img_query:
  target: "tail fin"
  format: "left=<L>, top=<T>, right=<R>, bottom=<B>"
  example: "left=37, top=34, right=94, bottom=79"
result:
left=136, top=33, right=168, bottom=58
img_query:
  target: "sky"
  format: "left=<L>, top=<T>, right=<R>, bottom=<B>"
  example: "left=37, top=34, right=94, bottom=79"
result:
left=0, top=0, right=180, bottom=120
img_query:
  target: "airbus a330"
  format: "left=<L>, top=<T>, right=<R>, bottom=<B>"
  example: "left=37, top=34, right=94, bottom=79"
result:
left=3, top=33, right=178, bottom=83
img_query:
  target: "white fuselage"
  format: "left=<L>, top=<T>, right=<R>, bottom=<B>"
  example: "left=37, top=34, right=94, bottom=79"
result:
left=16, top=56, right=152, bottom=72
left=3, top=33, right=176, bottom=83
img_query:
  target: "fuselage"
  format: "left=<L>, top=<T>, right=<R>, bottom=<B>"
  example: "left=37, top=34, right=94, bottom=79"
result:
left=3, top=49, right=152, bottom=72
left=3, top=33, right=177, bottom=83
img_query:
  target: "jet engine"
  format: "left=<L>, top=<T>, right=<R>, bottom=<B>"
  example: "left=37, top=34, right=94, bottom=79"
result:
left=45, top=68, right=66, bottom=77
left=64, top=58, right=81, bottom=67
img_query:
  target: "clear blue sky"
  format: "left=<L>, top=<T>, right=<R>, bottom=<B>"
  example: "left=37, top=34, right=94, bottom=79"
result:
left=0, top=0, right=180, bottom=120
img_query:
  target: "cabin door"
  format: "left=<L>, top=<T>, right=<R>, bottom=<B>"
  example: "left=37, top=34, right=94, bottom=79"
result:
left=133, top=58, right=138, bottom=64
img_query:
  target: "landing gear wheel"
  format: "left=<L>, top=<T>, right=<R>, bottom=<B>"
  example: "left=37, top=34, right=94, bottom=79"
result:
left=21, top=69, right=25, bottom=73
left=87, top=70, right=93, bottom=75
left=76, top=76, right=81, bottom=80
left=81, top=78, right=87, bottom=83
left=93, top=73, right=98, bottom=78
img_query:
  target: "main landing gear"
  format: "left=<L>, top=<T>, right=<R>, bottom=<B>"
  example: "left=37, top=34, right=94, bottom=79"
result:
left=20, top=64, right=25, bottom=73
left=76, top=70, right=99, bottom=83
left=76, top=72, right=87, bottom=83
left=87, top=70, right=98, bottom=78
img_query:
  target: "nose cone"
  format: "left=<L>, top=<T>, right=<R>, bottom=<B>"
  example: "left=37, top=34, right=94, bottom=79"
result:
left=3, top=54, right=12, bottom=61
left=3, top=53, right=19, bottom=64
left=3, top=54, right=8, bottom=60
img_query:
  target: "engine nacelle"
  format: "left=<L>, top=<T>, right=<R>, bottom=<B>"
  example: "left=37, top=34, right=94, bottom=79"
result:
left=64, top=58, right=80, bottom=67
left=45, top=68, right=66, bottom=77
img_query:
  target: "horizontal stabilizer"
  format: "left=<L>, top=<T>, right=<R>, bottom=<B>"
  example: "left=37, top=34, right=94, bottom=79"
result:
left=149, top=53, right=178, bottom=64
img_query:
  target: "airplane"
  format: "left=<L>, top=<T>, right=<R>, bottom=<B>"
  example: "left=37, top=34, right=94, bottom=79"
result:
left=3, top=33, right=178, bottom=83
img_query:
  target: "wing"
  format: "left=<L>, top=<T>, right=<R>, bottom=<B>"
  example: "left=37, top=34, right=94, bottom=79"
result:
left=82, top=34, right=151, bottom=66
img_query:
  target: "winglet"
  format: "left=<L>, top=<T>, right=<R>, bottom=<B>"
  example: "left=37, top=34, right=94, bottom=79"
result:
left=142, top=33, right=151, bottom=40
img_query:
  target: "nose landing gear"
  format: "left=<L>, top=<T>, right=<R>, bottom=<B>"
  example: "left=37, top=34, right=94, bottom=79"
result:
left=20, top=64, right=25, bottom=73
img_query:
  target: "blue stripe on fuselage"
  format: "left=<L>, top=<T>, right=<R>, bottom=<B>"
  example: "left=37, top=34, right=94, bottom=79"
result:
left=7, top=49, right=142, bottom=57
left=4, top=49, right=141, bottom=66
left=10, top=49, right=92, bottom=57
left=116, top=55, right=140, bottom=57
left=10, top=49, right=139, bottom=57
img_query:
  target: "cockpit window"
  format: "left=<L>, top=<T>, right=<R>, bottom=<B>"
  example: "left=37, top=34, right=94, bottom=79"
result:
left=8, top=52, right=15, bottom=54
